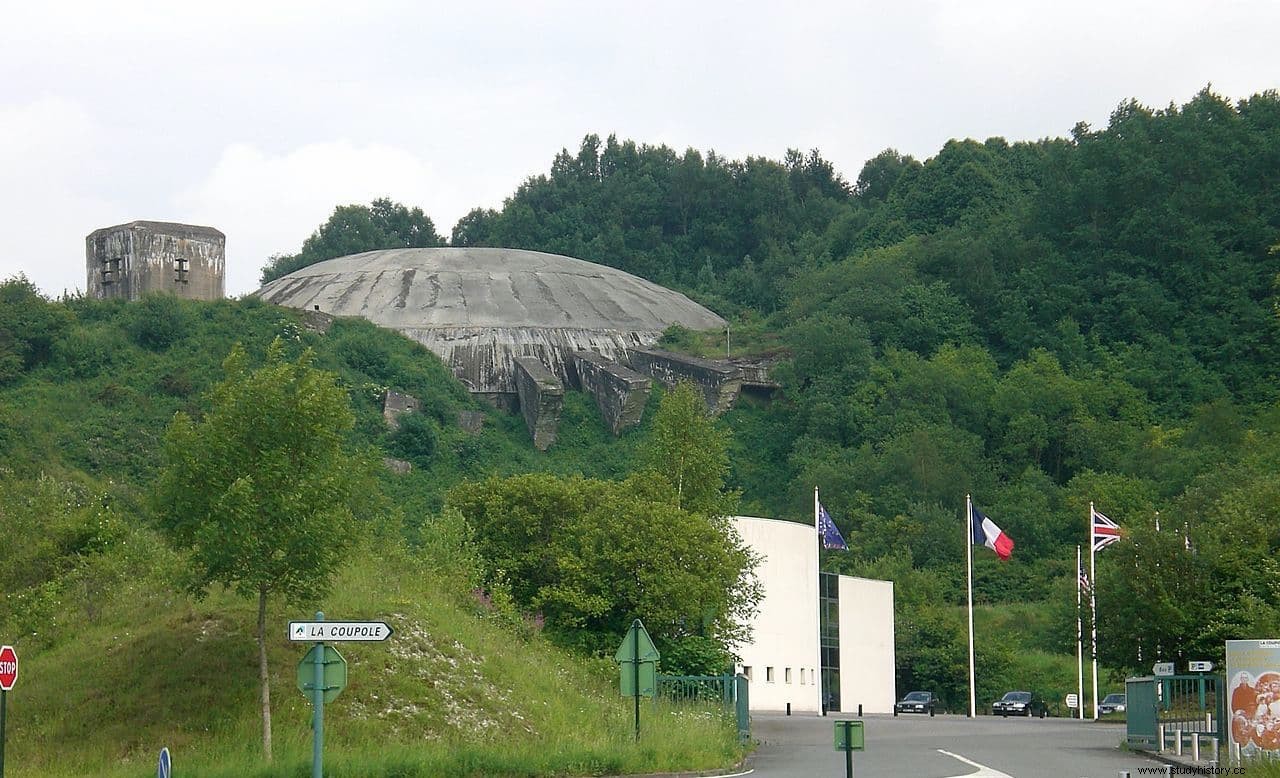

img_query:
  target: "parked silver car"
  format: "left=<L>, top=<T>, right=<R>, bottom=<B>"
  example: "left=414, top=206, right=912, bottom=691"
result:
left=1099, top=693, right=1127, bottom=714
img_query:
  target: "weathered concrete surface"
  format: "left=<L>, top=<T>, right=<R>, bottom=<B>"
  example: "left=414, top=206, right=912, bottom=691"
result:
left=300, top=308, right=336, bottom=334
left=727, top=356, right=783, bottom=394
left=255, top=248, right=725, bottom=396
left=514, top=356, right=564, bottom=451
left=456, top=410, right=485, bottom=435
left=86, top=221, right=225, bottom=301
left=473, top=392, right=518, bottom=413
left=628, top=347, right=744, bottom=415
left=383, top=390, right=420, bottom=430
left=382, top=457, right=412, bottom=474
left=572, top=351, right=650, bottom=435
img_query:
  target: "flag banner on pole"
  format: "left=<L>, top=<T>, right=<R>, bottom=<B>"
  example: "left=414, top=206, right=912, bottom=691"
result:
left=1079, top=565, right=1090, bottom=594
left=817, top=502, right=848, bottom=550
left=970, top=504, right=1014, bottom=560
left=1091, top=508, right=1121, bottom=552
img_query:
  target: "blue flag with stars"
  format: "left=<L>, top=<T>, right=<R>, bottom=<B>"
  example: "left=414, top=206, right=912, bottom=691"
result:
left=818, top=502, right=848, bottom=551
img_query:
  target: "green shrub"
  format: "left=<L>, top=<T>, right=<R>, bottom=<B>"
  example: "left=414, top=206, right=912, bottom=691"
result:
left=52, top=324, right=132, bottom=379
left=389, top=411, right=439, bottom=462
left=125, top=294, right=193, bottom=350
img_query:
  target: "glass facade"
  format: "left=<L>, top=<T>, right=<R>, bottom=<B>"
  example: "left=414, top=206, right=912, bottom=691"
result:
left=820, top=572, right=840, bottom=711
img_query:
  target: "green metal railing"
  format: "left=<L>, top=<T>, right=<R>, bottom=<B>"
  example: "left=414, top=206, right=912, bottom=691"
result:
left=1127, top=674, right=1224, bottom=750
left=1157, top=674, right=1223, bottom=736
left=657, top=673, right=750, bottom=742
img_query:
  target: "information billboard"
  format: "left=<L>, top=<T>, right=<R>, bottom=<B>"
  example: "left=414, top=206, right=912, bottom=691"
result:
left=1226, top=639, right=1280, bottom=756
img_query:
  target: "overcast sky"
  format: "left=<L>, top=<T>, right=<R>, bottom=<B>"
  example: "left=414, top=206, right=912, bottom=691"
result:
left=3, top=1, right=1277, bottom=297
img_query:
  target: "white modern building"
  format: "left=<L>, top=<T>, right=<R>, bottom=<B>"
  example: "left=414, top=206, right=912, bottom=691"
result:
left=731, top=516, right=896, bottom=714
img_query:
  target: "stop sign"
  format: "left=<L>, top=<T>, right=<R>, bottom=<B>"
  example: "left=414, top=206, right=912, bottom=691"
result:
left=0, top=645, right=16, bottom=691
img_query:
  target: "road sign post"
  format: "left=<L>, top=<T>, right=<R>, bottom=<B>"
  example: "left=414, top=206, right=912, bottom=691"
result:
left=312, top=623, right=324, bottom=778
left=834, top=719, right=864, bottom=778
left=0, top=644, right=17, bottom=778
left=157, top=746, right=171, bottom=778
left=293, top=613, right=376, bottom=778
left=295, top=613, right=348, bottom=778
left=614, top=619, right=659, bottom=742
left=289, top=621, right=393, bottom=642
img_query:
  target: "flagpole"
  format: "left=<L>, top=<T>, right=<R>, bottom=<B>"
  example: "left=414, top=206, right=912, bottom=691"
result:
left=815, top=486, right=823, bottom=714
left=1090, top=502, right=1099, bottom=721
left=1076, top=544, right=1084, bottom=721
left=966, top=493, right=976, bottom=718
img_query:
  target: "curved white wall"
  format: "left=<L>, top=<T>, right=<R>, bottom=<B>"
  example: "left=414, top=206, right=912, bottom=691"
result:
left=731, top=516, right=822, bottom=713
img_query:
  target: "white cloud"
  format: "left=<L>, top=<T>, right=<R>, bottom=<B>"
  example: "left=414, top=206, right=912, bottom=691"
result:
left=0, top=1, right=1276, bottom=300
left=177, top=140, right=454, bottom=295
left=0, top=96, right=128, bottom=295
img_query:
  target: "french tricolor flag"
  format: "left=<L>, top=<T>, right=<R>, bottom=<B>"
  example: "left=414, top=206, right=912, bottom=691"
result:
left=971, top=504, right=1014, bottom=561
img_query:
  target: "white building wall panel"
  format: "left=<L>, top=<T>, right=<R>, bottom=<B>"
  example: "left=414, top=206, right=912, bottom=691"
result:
left=837, top=576, right=896, bottom=714
left=731, top=516, right=822, bottom=713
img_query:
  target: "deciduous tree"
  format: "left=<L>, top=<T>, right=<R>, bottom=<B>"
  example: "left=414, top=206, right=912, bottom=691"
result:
left=153, top=340, right=378, bottom=761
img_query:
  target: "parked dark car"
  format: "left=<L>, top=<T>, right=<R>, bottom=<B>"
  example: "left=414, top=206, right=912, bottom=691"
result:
left=992, top=690, right=1047, bottom=717
left=894, top=691, right=938, bottom=716
left=1099, top=693, right=1127, bottom=715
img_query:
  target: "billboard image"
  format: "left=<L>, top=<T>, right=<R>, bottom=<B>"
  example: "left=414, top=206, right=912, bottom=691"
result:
left=1226, top=639, right=1280, bottom=754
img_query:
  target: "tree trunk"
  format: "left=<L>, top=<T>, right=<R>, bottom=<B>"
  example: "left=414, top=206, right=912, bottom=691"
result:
left=258, top=585, right=272, bottom=761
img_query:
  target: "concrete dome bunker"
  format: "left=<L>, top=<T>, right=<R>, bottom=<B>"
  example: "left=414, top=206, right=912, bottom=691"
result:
left=256, top=247, right=756, bottom=447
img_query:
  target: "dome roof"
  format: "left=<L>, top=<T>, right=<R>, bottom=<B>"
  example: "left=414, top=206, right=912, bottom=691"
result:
left=255, top=247, right=725, bottom=394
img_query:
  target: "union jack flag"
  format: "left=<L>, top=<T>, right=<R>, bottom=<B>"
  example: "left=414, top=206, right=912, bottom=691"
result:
left=1078, top=565, right=1091, bottom=593
left=1091, top=508, right=1121, bottom=552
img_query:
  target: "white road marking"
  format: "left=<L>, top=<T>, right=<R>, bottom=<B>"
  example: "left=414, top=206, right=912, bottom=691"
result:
left=937, top=749, right=1015, bottom=778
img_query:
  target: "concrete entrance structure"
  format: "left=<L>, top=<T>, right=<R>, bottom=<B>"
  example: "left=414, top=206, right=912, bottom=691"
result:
left=731, top=515, right=896, bottom=715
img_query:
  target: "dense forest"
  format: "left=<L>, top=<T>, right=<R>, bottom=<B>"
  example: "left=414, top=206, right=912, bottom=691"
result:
left=4, top=88, right=1279, bottom=714
left=438, top=88, right=1280, bottom=702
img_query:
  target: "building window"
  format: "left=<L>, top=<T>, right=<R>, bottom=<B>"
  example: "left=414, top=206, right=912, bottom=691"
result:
left=101, top=256, right=122, bottom=285
left=800, top=668, right=806, bottom=684
left=766, top=667, right=774, bottom=683
left=821, top=571, right=842, bottom=711
left=742, top=665, right=753, bottom=681
left=785, top=668, right=792, bottom=684
left=174, top=256, right=190, bottom=283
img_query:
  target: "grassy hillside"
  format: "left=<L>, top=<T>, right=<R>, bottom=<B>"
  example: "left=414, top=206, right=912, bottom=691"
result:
left=7, top=549, right=738, bottom=777
left=0, top=290, right=740, bottom=776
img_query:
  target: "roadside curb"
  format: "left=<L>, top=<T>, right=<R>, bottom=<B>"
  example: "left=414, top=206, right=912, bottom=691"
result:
left=1143, top=749, right=1221, bottom=774
left=606, top=758, right=753, bottom=778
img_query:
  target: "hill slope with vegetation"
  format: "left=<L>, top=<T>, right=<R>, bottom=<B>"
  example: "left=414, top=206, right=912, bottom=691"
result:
left=238, top=87, right=1280, bottom=708
left=2, top=87, right=1278, bottom=765
left=443, top=88, right=1280, bottom=702
left=0, top=289, right=745, bottom=775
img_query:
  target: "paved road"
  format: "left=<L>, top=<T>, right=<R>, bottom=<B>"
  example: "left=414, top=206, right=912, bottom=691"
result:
left=747, top=712, right=1168, bottom=777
